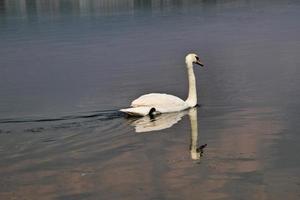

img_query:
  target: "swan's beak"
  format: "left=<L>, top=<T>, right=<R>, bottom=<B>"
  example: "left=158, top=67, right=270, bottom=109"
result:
left=195, top=60, right=204, bottom=67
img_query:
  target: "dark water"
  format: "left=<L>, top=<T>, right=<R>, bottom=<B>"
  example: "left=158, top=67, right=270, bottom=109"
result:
left=1, top=0, right=300, bottom=199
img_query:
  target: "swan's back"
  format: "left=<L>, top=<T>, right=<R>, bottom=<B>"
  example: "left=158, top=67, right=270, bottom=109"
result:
left=131, top=93, right=188, bottom=113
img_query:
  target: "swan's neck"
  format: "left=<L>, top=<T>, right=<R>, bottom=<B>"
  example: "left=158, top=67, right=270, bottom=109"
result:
left=185, top=64, right=197, bottom=107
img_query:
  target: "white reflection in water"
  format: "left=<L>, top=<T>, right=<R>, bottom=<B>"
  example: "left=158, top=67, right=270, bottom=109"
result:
left=188, top=108, right=201, bottom=160
left=129, top=107, right=204, bottom=160
left=129, top=110, right=187, bottom=133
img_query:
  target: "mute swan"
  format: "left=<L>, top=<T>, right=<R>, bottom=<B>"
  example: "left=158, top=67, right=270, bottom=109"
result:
left=120, top=53, right=204, bottom=116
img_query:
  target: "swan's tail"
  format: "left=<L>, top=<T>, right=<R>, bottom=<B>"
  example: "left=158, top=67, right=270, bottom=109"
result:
left=120, top=107, right=156, bottom=117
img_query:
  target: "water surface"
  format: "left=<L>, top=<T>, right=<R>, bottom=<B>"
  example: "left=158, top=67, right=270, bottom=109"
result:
left=1, top=0, right=300, bottom=199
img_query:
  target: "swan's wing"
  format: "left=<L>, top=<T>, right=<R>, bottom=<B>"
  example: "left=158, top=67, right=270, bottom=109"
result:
left=131, top=93, right=187, bottom=108
left=120, top=93, right=188, bottom=116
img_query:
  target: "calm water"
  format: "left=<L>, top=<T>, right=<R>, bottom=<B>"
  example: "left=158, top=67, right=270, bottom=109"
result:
left=1, top=0, right=300, bottom=199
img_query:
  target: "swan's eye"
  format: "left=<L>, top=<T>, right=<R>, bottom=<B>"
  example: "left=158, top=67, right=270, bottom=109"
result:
left=195, top=56, right=199, bottom=60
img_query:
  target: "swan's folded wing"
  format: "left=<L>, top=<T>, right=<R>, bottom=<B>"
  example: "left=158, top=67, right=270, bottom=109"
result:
left=131, top=93, right=187, bottom=108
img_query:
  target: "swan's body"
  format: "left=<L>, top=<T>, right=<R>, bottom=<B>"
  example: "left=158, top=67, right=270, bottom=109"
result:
left=120, top=53, right=204, bottom=116
left=131, top=93, right=188, bottom=113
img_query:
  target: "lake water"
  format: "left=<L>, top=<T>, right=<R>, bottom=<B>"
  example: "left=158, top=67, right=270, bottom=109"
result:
left=1, top=0, right=300, bottom=199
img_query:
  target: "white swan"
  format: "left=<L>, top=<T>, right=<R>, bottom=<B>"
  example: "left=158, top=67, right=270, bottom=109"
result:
left=120, top=53, right=204, bottom=116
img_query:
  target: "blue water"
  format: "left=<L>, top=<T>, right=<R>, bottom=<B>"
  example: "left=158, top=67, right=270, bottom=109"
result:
left=0, top=0, right=300, bottom=199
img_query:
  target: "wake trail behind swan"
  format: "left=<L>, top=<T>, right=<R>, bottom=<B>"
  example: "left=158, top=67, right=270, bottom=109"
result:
left=0, top=109, right=124, bottom=124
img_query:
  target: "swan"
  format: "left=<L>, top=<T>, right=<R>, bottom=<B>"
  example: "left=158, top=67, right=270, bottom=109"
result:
left=120, top=53, right=204, bottom=116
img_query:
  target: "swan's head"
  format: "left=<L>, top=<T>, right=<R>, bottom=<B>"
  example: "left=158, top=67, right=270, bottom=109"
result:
left=185, top=53, right=204, bottom=67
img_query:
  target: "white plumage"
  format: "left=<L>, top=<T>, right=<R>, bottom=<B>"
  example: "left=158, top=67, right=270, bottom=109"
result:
left=132, top=93, right=188, bottom=112
left=120, top=93, right=188, bottom=116
left=120, top=53, right=204, bottom=116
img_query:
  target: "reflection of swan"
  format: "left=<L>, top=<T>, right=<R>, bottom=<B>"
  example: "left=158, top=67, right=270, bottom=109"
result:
left=129, top=110, right=188, bottom=133
left=129, top=107, right=206, bottom=160
left=189, top=108, right=207, bottom=160
left=120, top=53, right=204, bottom=116
left=189, top=108, right=201, bottom=160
